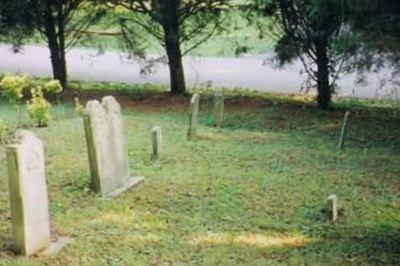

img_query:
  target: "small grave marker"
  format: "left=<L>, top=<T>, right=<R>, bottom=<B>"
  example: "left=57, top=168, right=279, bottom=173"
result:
left=327, top=194, right=338, bottom=222
left=213, top=92, right=224, bottom=128
left=187, top=93, right=200, bottom=140
left=152, top=126, right=163, bottom=158
left=338, top=111, right=350, bottom=149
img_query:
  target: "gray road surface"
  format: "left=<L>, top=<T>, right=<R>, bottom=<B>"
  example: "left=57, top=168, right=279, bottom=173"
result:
left=0, top=44, right=395, bottom=99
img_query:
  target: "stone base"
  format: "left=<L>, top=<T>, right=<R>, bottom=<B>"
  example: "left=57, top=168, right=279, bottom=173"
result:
left=38, top=237, right=72, bottom=256
left=104, top=176, right=145, bottom=198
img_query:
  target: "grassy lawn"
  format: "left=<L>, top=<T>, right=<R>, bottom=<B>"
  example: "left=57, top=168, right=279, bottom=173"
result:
left=0, top=90, right=399, bottom=265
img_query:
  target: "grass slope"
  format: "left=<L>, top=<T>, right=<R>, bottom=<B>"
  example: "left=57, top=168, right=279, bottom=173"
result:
left=0, top=94, right=398, bottom=265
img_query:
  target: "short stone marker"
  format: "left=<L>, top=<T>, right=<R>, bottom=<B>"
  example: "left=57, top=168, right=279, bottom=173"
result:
left=327, top=194, right=338, bottom=222
left=152, top=126, right=163, bottom=159
left=213, top=92, right=224, bottom=128
left=187, top=93, right=200, bottom=140
left=338, top=111, right=350, bottom=149
left=6, top=130, right=71, bottom=256
left=83, top=96, right=144, bottom=198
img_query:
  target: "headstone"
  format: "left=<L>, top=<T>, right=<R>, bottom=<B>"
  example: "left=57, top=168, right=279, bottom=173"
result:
left=327, top=194, right=338, bottom=222
left=187, top=93, right=200, bottom=140
left=152, top=126, right=163, bottom=158
left=6, top=130, right=70, bottom=256
left=213, top=93, right=224, bottom=128
left=83, top=96, right=144, bottom=198
left=338, top=111, right=350, bottom=149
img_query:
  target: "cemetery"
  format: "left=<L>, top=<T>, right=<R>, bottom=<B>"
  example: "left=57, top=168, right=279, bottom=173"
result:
left=0, top=81, right=397, bottom=265
left=0, top=0, right=399, bottom=264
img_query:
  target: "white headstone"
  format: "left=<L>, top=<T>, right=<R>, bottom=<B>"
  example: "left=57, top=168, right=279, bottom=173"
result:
left=6, top=130, right=51, bottom=255
left=6, top=130, right=71, bottom=256
left=83, top=96, right=144, bottom=197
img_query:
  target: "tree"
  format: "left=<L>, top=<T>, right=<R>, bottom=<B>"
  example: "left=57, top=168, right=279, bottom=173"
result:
left=29, top=0, right=105, bottom=90
left=252, top=0, right=347, bottom=108
left=345, top=0, right=400, bottom=75
left=104, top=0, right=232, bottom=94
left=0, top=0, right=35, bottom=45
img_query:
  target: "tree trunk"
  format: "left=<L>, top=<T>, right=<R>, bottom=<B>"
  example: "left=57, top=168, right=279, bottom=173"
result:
left=162, top=3, right=186, bottom=95
left=164, top=30, right=186, bottom=94
left=315, top=38, right=331, bottom=109
left=43, top=5, right=62, bottom=82
left=57, top=11, right=68, bottom=90
left=43, top=1, right=67, bottom=90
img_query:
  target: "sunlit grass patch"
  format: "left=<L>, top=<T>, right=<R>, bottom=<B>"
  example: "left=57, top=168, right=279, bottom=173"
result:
left=189, top=232, right=311, bottom=248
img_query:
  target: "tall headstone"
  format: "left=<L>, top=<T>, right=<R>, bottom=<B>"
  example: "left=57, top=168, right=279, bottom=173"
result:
left=187, top=93, right=200, bottom=140
left=213, top=92, right=224, bottom=128
left=152, top=126, right=163, bottom=158
left=327, top=194, right=338, bottom=222
left=6, top=130, right=70, bottom=256
left=83, top=96, right=144, bottom=198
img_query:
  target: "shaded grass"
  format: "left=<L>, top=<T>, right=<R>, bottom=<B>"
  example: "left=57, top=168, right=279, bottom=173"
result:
left=0, top=94, right=398, bottom=265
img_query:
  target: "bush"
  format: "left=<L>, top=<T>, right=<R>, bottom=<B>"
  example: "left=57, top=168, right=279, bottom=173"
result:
left=0, top=75, right=30, bottom=103
left=27, top=87, right=52, bottom=127
left=44, top=79, right=63, bottom=94
left=74, top=97, right=85, bottom=116
left=0, top=119, right=8, bottom=143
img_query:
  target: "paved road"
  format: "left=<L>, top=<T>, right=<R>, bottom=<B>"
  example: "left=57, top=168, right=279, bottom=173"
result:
left=0, top=44, right=395, bottom=99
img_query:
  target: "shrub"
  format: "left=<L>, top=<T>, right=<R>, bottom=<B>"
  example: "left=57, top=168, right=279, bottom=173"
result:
left=0, top=119, right=8, bottom=143
left=74, top=97, right=85, bottom=116
left=27, top=87, right=52, bottom=127
left=0, top=75, right=30, bottom=104
left=44, top=79, right=63, bottom=94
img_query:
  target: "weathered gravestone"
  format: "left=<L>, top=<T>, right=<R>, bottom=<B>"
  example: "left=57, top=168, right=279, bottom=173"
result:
left=338, top=111, right=350, bottom=149
left=83, top=96, right=144, bottom=198
left=187, top=93, right=200, bottom=140
left=6, top=130, right=70, bottom=256
left=327, top=194, right=338, bottom=222
left=152, top=126, right=163, bottom=159
left=213, top=93, right=224, bottom=128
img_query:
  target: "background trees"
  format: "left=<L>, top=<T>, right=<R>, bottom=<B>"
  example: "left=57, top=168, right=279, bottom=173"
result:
left=251, top=0, right=347, bottom=109
left=104, top=0, right=232, bottom=94
left=2, top=0, right=400, bottom=107
left=29, top=0, right=106, bottom=90
left=344, top=0, right=400, bottom=79
left=0, top=0, right=35, bottom=45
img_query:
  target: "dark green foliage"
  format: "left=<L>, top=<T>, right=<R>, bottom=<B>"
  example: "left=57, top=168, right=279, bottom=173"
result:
left=249, top=0, right=349, bottom=109
left=0, top=0, right=35, bottom=46
left=27, top=0, right=107, bottom=89
left=343, top=0, right=400, bottom=80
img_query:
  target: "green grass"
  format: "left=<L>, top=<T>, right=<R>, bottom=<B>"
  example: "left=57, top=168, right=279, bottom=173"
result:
left=0, top=92, right=399, bottom=265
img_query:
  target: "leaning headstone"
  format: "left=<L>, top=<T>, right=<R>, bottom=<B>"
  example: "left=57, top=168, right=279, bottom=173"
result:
left=6, top=130, right=70, bottom=256
left=83, top=96, right=144, bottom=198
left=213, top=92, right=224, bottom=128
left=187, top=93, right=200, bottom=140
left=152, top=126, right=163, bottom=159
left=338, top=111, right=350, bottom=149
left=327, top=194, right=338, bottom=222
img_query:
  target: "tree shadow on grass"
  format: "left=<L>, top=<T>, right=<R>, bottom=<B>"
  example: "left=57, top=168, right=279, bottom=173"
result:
left=304, top=223, right=400, bottom=265
left=198, top=105, right=400, bottom=151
